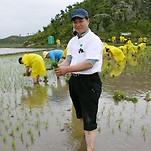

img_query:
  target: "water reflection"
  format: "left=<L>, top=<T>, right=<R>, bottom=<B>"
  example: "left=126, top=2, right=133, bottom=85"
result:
left=109, top=60, right=126, bottom=77
left=21, top=85, right=47, bottom=108
left=127, top=53, right=138, bottom=66
left=51, top=78, right=68, bottom=102
left=64, top=105, right=86, bottom=151
left=102, top=56, right=126, bottom=77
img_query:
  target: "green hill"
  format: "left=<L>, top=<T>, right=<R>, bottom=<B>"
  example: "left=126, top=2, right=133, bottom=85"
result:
left=24, top=0, right=151, bottom=47
left=0, top=36, right=30, bottom=47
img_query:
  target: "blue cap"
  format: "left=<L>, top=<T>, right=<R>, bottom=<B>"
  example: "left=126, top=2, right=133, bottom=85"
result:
left=71, top=9, right=89, bottom=20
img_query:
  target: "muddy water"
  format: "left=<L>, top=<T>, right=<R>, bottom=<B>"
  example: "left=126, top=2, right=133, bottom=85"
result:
left=0, top=48, right=151, bottom=151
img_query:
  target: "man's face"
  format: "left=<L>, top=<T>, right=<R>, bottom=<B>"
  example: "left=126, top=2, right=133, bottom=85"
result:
left=72, top=17, right=89, bottom=35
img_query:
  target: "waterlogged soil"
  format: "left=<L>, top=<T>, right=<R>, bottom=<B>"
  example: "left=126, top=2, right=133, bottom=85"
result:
left=0, top=48, right=151, bottom=151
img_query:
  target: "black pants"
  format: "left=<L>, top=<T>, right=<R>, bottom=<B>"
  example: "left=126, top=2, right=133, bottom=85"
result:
left=69, top=73, right=102, bottom=131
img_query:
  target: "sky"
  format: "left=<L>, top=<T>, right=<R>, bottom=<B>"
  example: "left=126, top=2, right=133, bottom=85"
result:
left=0, top=0, right=84, bottom=39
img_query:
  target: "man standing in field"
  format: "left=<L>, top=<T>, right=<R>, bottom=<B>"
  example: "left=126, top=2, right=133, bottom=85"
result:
left=55, top=8, right=103, bottom=151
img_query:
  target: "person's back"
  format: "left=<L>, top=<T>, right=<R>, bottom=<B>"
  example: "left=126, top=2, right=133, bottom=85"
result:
left=48, top=50, right=63, bottom=61
left=22, top=53, right=38, bottom=67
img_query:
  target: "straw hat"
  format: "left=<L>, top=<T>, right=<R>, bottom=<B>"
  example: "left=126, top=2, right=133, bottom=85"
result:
left=43, top=51, right=49, bottom=58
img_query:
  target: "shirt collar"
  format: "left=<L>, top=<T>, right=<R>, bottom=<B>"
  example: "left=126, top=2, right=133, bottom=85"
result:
left=77, top=28, right=90, bottom=38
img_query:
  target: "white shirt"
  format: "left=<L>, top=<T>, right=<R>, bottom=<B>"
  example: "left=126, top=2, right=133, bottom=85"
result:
left=67, top=29, right=104, bottom=74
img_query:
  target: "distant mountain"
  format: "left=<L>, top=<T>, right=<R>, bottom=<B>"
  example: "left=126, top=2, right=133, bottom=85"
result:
left=24, top=0, right=151, bottom=47
left=0, top=36, right=30, bottom=47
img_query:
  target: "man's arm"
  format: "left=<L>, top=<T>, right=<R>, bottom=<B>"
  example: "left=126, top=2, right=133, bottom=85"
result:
left=25, top=67, right=31, bottom=76
left=55, top=60, right=92, bottom=76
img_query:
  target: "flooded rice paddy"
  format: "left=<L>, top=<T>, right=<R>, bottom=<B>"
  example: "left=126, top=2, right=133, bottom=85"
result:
left=0, top=47, right=151, bottom=151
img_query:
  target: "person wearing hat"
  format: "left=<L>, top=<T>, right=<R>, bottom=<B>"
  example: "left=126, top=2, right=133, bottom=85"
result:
left=18, top=53, right=46, bottom=84
left=43, top=49, right=63, bottom=70
left=55, top=8, right=103, bottom=151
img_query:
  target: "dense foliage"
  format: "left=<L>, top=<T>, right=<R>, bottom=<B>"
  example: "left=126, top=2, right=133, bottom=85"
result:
left=24, top=0, right=151, bottom=47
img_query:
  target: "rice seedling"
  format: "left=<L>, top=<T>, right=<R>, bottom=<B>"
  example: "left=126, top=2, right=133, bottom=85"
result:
left=113, top=91, right=127, bottom=101
left=25, top=113, right=28, bottom=121
left=141, top=124, right=145, bottom=131
left=131, top=72, right=134, bottom=75
left=11, top=129, right=14, bottom=136
left=27, top=128, right=32, bottom=135
left=97, top=127, right=101, bottom=133
left=9, top=121, right=12, bottom=126
left=145, top=92, right=150, bottom=99
left=65, top=77, right=69, bottom=83
left=2, top=135, right=7, bottom=143
left=29, top=105, right=32, bottom=113
left=40, top=106, right=44, bottom=114
left=56, top=117, right=59, bottom=124
left=36, top=112, right=39, bottom=118
left=43, top=75, right=48, bottom=83
left=17, top=117, right=20, bottom=121
left=21, top=105, right=24, bottom=111
left=26, top=142, right=29, bottom=148
left=113, top=91, right=121, bottom=101
left=145, top=93, right=151, bottom=101
left=45, top=120, right=48, bottom=129
left=146, top=103, right=149, bottom=114
left=16, top=125, right=19, bottom=131
left=129, top=124, right=132, bottom=129
left=4, top=124, right=8, bottom=130
left=11, top=139, right=15, bottom=148
left=112, top=74, right=115, bottom=78
left=30, top=133, right=34, bottom=141
left=107, top=110, right=111, bottom=120
left=50, top=61, right=59, bottom=68
left=38, top=129, right=41, bottom=136
left=120, top=93, right=126, bottom=99
left=143, top=129, right=147, bottom=138
left=21, top=120, right=24, bottom=127
left=14, top=99, right=17, bottom=107
left=101, top=106, right=105, bottom=115
left=102, top=71, right=106, bottom=78
left=131, top=117, right=135, bottom=123
left=20, top=132, right=23, bottom=141
left=35, top=120, right=40, bottom=128
left=130, top=97, right=138, bottom=104
left=144, top=66, right=150, bottom=73
left=118, top=121, right=122, bottom=129
left=126, top=127, right=131, bottom=136
left=112, top=127, right=114, bottom=134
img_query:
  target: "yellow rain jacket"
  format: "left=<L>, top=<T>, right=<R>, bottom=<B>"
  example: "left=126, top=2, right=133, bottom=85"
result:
left=108, top=46, right=125, bottom=62
left=22, top=54, right=46, bottom=78
left=62, top=47, right=67, bottom=59
left=103, top=42, right=109, bottom=55
left=138, top=43, right=146, bottom=51
left=118, top=45, right=128, bottom=55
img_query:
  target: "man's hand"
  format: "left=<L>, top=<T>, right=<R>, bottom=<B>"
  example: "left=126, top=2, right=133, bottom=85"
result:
left=54, top=66, right=68, bottom=77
